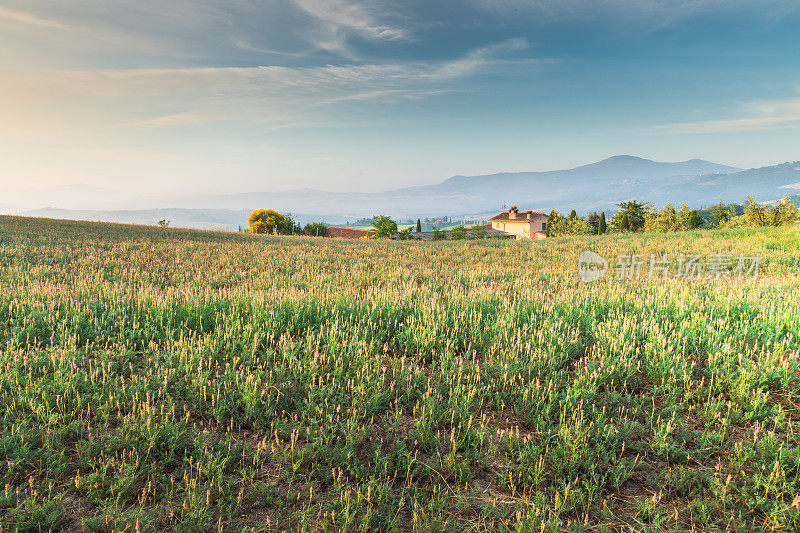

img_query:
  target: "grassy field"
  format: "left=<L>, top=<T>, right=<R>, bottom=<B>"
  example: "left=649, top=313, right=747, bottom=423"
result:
left=1, top=215, right=799, bottom=531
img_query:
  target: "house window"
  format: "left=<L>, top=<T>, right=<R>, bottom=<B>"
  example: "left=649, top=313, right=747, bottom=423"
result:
left=542, top=222, right=547, bottom=231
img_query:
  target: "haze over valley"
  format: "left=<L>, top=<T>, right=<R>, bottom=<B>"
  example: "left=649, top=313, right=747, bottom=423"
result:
left=3, top=156, right=798, bottom=229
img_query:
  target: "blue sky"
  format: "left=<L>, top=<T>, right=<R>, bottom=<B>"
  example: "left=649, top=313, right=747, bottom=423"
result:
left=1, top=0, right=799, bottom=194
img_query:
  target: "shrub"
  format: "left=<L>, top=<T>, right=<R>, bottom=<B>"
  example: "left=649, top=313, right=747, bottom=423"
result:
left=450, top=225, right=467, bottom=240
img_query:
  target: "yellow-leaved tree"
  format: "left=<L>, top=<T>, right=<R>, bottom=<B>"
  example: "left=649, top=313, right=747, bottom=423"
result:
left=744, top=196, right=798, bottom=227
left=248, top=209, right=285, bottom=234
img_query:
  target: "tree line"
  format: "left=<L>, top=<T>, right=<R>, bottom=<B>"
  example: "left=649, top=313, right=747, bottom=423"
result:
left=247, top=196, right=797, bottom=239
left=547, top=196, right=798, bottom=236
left=246, top=209, right=329, bottom=237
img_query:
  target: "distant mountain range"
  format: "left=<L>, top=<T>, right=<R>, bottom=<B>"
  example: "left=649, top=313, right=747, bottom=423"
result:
left=2, top=156, right=799, bottom=230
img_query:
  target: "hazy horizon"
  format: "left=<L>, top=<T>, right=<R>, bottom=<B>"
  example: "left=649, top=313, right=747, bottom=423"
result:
left=0, top=154, right=752, bottom=196
left=2, top=1, right=800, bottom=196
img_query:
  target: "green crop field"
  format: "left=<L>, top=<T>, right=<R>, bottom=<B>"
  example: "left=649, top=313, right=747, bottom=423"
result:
left=1, top=215, right=799, bottom=531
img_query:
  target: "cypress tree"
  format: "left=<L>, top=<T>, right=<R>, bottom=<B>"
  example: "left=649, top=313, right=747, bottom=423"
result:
left=416, top=219, right=422, bottom=232
left=620, top=213, right=630, bottom=231
left=599, top=212, right=607, bottom=234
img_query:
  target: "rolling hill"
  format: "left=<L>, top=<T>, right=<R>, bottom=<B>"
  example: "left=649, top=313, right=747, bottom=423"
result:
left=4, top=156, right=800, bottom=228
left=175, top=156, right=796, bottom=217
left=16, top=208, right=350, bottom=231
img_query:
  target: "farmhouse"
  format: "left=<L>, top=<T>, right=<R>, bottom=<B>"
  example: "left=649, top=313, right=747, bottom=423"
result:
left=489, top=206, right=548, bottom=239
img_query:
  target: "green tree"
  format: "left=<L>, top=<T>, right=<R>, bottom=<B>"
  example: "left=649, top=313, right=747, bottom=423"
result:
left=586, top=212, right=599, bottom=234
left=599, top=212, right=607, bottom=234
left=416, top=219, right=422, bottom=233
left=450, top=225, right=467, bottom=240
left=303, top=222, right=329, bottom=237
left=569, top=209, right=578, bottom=221
left=771, top=197, right=799, bottom=225
left=545, top=211, right=592, bottom=236
left=546, top=210, right=563, bottom=237
left=471, top=224, right=487, bottom=239
left=645, top=203, right=679, bottom=233
left=744, top=196, right=798, bottom=227
left=711, top=202, right=731, bottom=227
left=157, top=219, right=170, bottom=228
left=562, top=217, right=593, bottom=235
left=687, top=210, right=704, bottom=229
left=431, top=228, right=446, bottom=241
left=277, top=213, right=300, bottom=235
left=612, top=201, right=647, bottom=232
left=248, top=209, right=285, bottom=234
left=619, top=213, right=630, bottom=231
left=676, top=203, right=693, bottom=230
left=371, top=215, right=398, bottom=238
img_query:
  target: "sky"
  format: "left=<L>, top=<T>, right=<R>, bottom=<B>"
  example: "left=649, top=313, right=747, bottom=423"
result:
left=1, top=0, right=799, bottom=195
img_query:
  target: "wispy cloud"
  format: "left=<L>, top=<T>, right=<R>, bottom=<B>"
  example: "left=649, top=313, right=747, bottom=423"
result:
left=290, top=0, right=411, bottom=56
left=471, top=0, right=799, bottom=22
left=6, top=38, right=533, bottom=132
left=5, top=0, right=795, bottom=72
left=0, top=6, right=71, bottom=29
left=426, top=37, right=531, bottom=79
left=658, top=95, right=800, bottom=134
left=293, top=0, right=410, bottom=40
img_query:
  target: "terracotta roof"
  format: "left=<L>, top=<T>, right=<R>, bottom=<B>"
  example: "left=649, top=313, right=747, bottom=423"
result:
left=489, top=209, right=548, bottom=222
left=328, top=226, right=373, bottom=239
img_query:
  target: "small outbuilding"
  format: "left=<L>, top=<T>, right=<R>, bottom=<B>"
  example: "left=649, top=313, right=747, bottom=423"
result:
left=328, top=227, right=374, bottom=239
